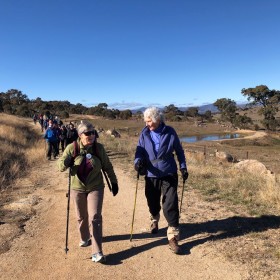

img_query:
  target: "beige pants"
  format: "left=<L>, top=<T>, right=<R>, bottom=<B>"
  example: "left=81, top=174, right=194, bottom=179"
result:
left=150, top=214, right=180, bottom=240
left=71, top=188, right=104, bottom=254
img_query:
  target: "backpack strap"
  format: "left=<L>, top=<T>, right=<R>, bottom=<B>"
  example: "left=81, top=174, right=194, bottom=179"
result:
left=73, top=141, right=80, bottom=158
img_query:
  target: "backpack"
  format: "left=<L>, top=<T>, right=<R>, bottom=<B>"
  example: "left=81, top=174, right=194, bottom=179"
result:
left=72, top=140, right=112, bottom=192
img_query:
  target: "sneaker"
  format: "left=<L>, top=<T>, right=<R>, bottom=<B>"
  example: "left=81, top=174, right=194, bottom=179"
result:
left=168, top=237, right=181, bottom=254
left=92, top=252, right=106, bottom=263
left=150, top=221, right=159, bottom=234
left=79, top=239, right=91, bottom=247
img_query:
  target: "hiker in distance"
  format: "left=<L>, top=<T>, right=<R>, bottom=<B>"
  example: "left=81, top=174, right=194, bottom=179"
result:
left=134, top=107, right=188, bottom=255
left=58, top=121, right=119, bottom=263
left=44, top=120, right=59, bottom=160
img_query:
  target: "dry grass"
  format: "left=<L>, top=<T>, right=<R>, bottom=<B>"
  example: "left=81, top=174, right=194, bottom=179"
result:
left=187, top=154, right=280, bottom=215
left=0, top=113, right=45, bottom=191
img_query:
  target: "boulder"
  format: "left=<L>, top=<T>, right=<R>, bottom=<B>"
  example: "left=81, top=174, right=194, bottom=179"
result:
left=234, top=160, right=272, bottom=176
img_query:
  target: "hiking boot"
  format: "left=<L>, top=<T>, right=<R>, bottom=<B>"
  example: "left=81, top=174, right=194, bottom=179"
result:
left=79, top=239, right=91, bottom=247
left=150, top=221, right=159, bottom=234
left=92, top=252, right=106, bottom=263
left=168, top=237, right=181, bottom=254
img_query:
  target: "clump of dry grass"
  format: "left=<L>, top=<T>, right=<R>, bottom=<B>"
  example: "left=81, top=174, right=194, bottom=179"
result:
left=187, top=152, right=280, bottom=215
left=0, top=113, right=45, bottom=190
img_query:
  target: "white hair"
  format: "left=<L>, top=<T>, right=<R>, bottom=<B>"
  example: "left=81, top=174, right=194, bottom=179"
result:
left=143, top=107, right=164, bottom=123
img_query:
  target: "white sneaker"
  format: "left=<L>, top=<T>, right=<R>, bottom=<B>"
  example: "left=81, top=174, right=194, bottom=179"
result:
left=92, top=252, right=106, bottom=263
left=79, top=239, right=91, bottom=247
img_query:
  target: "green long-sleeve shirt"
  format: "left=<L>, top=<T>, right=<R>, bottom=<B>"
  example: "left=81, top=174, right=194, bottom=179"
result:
left=57, top=138, right=117, bottom=192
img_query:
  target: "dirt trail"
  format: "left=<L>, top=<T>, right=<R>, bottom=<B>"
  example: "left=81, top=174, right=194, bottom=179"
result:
left=0, top=154, right=254, bottom=280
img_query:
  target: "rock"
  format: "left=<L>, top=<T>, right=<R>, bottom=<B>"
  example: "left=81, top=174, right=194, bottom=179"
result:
left=233, top=160, right=273, bottom=176
left=215, top=150, right=234, bottom=162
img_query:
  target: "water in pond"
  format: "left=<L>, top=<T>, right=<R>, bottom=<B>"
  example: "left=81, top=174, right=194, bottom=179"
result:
left=180, top=133, right=240, bottom=143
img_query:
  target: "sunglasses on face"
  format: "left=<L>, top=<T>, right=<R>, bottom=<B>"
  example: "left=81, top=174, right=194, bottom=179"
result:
left=83, top=130, right=95, bottom=136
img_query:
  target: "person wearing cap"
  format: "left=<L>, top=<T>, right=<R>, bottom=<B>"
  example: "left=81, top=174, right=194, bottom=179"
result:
left=57, top=121, right=119, bottom=263
left=134, top=107, right=188, bottom=255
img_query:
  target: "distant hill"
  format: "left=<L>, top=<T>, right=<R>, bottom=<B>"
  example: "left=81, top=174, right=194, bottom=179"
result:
left=178, top=104, right=219, bottom=114
left=131, top=102, right=248, bottom=114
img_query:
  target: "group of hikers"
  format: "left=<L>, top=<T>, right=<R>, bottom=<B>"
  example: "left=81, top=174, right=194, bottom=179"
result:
left=40, top=107, right=188, bottom=263
left=34, top=113, right=79, bottom=160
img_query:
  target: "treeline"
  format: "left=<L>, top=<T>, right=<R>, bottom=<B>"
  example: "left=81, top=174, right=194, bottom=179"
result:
left=1, top=85, right=279, bottom=130
left=0, top=89, right=133, bottom=120
left=0, top=89, right=215, bottom=123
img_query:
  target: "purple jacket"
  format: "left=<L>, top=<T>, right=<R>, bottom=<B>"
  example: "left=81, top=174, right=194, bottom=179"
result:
left=134, top=123, right=187, bottom=178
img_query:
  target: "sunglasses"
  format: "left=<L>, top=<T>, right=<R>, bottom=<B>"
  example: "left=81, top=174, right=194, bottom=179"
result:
left=83, top=130, right=96, bottom=136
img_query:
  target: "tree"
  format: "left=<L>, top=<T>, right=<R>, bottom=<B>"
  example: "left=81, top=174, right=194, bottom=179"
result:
left=213, top=98, right=237, bottom=124
left=164, top=104, right=183, bottom=121
left=241, top=85, right=280, bottom=130
left=97, top=103, right=108, bottom=109
left=233, top=114, right=253, bottom=129
left=184, top=107, right=199, bottom=118
left=204, top=110, right=213, bottom=120
left=60, top=111, right=69, bottom=118
left=119, top=109, right=132, bottom=120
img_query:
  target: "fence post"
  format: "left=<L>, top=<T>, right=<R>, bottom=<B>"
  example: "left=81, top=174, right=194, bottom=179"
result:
left=204, top=145, right=206, bottom=160
left=246, top=151, right=249, bottom=159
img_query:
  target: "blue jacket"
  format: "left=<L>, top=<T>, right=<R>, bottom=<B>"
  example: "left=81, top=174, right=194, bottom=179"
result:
left=134, top=123, right=187, bottom=178
left=44, top=127, right=58, bottom=142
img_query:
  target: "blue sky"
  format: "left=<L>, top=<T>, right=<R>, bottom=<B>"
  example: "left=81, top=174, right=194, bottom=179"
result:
left=1, top=0, right=280, bottom=110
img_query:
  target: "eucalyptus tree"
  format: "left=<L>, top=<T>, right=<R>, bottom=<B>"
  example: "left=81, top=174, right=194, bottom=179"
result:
left=241, top=85, right=280, bottom=130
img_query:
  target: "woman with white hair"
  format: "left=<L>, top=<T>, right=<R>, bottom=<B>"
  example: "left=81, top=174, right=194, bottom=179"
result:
left=58, top=121, right=118, bottom=263
left=134, top=107, right=188, bottom=254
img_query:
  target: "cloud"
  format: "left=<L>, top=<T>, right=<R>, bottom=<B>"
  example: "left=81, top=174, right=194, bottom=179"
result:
left=108, top=101, right=144, bottom=110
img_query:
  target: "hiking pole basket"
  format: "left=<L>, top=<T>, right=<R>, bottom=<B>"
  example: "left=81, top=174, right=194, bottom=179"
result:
left=179, top=178, right=186, bottom=218
left=130, top=171, right=139, bottom=242
left=65, top=168, right=71, bottom=254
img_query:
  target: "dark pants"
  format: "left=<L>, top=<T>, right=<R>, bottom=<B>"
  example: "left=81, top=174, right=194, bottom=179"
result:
left=60, top=138, right=67, bottom=152
left=145, top=174, right=179, bottom=227
left=46, top=141, right=58, bottom=159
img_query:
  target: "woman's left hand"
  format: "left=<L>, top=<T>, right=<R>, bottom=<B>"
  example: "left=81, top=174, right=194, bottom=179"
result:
left=111, top=183, right=119, bottom=196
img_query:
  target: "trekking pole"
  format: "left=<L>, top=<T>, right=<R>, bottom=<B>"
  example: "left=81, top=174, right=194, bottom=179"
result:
left=101, top=169, right=112, bottom=192
left=179, top=178, right=186, bottom=218
left=65, top=168, right=71, bottom=254
left=130, top=171, right=139, bottom=242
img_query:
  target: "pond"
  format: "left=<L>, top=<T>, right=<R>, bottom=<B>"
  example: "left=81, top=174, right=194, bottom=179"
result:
left=180, top=133, right=241, bottom=143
